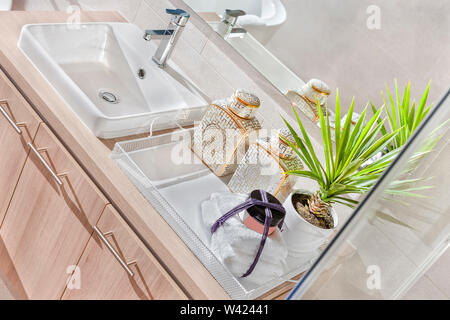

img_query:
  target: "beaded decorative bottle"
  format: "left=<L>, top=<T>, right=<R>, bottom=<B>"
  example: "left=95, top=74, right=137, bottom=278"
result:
left=228, top=128, right=304, bottom=202
left=192, top=89, right=262, bottom=176
left=286, top=79, right=330, bottom=122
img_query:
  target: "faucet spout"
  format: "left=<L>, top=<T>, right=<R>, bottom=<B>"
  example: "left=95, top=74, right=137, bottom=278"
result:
left=143, top=29, right=174, bottom=41
left=143, top=8, right=190, bottom=68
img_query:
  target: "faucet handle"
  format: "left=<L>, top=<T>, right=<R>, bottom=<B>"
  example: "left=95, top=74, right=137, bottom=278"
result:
left=166, top=8, right=190, bottom=26
left=225, top=9, right=246, bottom=18
left=166, top=8, right=190, bottom=17
left=223, top=9, right=246, bottom=26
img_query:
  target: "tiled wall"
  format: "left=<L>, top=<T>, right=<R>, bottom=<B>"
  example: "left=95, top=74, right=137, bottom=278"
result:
left=403, top=247, right=450, bottom=300
left=12, top=0, right=322, bottom=141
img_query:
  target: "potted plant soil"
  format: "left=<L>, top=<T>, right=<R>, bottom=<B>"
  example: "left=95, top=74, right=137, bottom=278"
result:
left=281, top=90, right=402, bottom=257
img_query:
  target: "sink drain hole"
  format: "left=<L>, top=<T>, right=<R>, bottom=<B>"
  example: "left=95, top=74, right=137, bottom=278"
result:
left=138, top=68, right=146, bottom=79
left=99, top=90, right=119, bottom=104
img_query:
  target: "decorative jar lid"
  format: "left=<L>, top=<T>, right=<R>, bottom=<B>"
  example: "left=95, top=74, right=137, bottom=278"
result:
left=308, top=79, right=331, bottom=96
left=300, top=79, right=330, bottom=105
left=277, top=127, right=296, bottom=144
left=228, top=89, right=260, bottom=119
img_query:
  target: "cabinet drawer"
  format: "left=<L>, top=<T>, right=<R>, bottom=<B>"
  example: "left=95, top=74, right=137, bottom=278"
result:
left=0, top=123, right=108, bottom=299
left=0, top=69, right=41, bottom=223
left=62, top=205, right=187, bottom=300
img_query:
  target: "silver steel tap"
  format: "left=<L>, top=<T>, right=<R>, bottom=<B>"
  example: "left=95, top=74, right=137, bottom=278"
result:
left=223, top=9, right=246, bottom=26
left=228, top=27, right=247, bottom=38
left=143, top=8, right=190, bottom=68
left=217, top=9, right=247, bottom=39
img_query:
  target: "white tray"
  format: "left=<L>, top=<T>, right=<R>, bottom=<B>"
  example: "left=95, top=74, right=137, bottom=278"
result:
left=111, top=128, right=317, bottom=299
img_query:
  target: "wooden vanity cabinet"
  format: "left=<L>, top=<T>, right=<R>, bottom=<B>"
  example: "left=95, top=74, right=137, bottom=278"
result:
left=62, top=205, right=187, bottom=300
left=0, top=123, right=108, bottom=299
left=0, top=64, right=187, bottom=299
left=0, top=70, right=40, bottom=224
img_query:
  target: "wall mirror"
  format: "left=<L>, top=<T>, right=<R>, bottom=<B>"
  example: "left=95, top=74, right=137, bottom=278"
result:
left=182, top=0, right=449, bottom=121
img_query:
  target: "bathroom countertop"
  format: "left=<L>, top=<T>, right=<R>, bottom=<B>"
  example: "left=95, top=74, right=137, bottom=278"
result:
left=0, top=11, right=306, bottom=300
left=0, top=10, right=229, bottom=300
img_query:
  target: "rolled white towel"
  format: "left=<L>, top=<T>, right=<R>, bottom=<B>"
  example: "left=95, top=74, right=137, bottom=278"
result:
left=201, top=192, right=288, bottom=285
left=203, top=199, right=287, bottom=285
left=212, top=193, right=288, bottom=257
left=206, top=193, right=287, bottom=258
left=210, top=211, right=287, bottom=265
left=222, top=248, right=287, bottom=283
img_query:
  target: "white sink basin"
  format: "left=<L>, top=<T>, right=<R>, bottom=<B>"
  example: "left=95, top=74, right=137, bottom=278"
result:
left=18, top=23, right=208, bottom=138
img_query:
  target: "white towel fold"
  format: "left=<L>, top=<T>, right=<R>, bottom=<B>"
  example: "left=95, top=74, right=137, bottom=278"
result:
left=201, top=192, right=288, bottom=285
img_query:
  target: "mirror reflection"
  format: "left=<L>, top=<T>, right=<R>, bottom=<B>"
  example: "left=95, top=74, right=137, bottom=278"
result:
left=183, top=0, right=450, bottom=124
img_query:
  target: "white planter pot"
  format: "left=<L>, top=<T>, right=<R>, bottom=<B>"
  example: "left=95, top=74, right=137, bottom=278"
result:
left=282, top=190, right=338, bottom=258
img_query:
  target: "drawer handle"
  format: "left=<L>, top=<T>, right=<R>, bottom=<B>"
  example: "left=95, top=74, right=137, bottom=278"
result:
left=0, top=100, right=23, bottom=134
left=93, top=226, right=135, bottom=277
left=28, top=142, right=63, bottom=186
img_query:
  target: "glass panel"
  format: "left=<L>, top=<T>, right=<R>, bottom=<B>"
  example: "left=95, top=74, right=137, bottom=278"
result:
left=288, top=88, right=450, bottom=300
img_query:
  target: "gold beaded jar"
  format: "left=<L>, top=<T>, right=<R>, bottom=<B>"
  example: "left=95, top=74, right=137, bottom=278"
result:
left=192, top=89, right=262, bottom=177
left=228, top=128, right=304, bottom=202
left=286, top=79, right=330, bottom=122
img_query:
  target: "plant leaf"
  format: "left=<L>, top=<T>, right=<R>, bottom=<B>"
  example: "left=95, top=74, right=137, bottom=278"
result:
left=334, top=89, right=341, bottom=149
left=411, top=81, right=431, bottom=132
left=318, top=103, right=332, bottom=186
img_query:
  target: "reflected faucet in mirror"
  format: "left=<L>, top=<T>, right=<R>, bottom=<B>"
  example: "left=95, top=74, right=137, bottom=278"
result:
left=185, top=0, right=301, bottom=96
left=143, top=8, right=190, bottom=68
left=217, top=9, right=247, bottom=39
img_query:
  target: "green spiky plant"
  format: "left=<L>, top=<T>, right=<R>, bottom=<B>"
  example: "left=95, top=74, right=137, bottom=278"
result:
left=367, top=80, right=448, bottom=228
left=370, top=80, right=445, bottom=178
left=371, top=81, right=450, bottom=179
left=371, top=80, right=432, bottom=152
left=281, top=90, right=402, bottom=222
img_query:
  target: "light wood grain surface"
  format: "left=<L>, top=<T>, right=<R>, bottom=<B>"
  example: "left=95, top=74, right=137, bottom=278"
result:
left=62, top=205, right=187, bottom=300
left=0, top=68, right=41, bottom=225
left=0, top=123, right=108, bottom=299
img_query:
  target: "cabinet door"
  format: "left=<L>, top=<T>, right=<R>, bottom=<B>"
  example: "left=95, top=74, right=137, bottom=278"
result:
left=62, top=205, right=187, bottom=300
left=0, top=124, right=108, bottom=299
left=0, top=70, right=40, bottom=224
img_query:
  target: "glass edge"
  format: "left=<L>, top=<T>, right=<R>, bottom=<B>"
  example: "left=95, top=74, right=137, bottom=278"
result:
left=286, top=87, right=450, bottom=300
